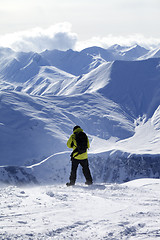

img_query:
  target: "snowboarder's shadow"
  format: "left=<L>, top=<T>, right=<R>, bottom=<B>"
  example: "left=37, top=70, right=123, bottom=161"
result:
left=73, top=184, right=106, bottom=191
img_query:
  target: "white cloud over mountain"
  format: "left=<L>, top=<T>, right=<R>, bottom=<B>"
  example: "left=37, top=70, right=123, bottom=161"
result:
left=0, top=22, right=160, bottom=52
left=76, top=34, right=160, bottom=51
left=0, top=23, right=78, bottom=52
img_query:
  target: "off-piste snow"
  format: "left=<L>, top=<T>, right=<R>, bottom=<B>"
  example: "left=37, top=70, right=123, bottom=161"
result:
left=0, top=179, right=160, bottom=239
left=0, top=44, right=160, bottom=239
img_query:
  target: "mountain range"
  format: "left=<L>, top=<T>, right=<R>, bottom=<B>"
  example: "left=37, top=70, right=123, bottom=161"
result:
left=0, top=44, right=160, bottom=184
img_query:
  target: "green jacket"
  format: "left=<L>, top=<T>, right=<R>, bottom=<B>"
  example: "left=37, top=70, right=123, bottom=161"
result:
left=67, top=127, right=90, bottom=160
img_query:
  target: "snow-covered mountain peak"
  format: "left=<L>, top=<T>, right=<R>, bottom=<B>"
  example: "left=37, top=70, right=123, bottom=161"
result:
left=0, top=47, right=15, bottom=58
left=138, top=46, right=160, bottom=60
left=107, top=44, right=123, bottom=50
left=117, top=44, right=149, bottom=60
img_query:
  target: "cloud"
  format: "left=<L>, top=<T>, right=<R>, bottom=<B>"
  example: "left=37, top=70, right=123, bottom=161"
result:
left=0, top=23, right=78, bottom=52
left=0, top=22, right=160, bottom=52
left=76, top=34, right=160, bottom=51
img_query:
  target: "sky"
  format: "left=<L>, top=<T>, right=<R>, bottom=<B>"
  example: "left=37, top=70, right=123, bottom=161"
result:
left=0, top=0, right=160, bottom=52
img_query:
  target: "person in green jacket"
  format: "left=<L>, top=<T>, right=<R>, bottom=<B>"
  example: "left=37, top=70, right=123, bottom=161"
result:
left=66, top=125, right=93, bottom=186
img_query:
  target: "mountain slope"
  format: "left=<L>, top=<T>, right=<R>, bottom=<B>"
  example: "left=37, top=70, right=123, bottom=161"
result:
left=0, top=90, right=135, bottom=166
left=40, top=45, right=150, bottom=75
left=41, top=49, right=96, bottom=76
left=0, top=44, right=158, bottom=79
left=99, top=58, right=160, bottom=119
left=2, top=55, right=160, bottom=119
left=21, top=66, right=75, bottom=96
left=138, top=47, right=160, bottom=60
left=82, top=44, right=149, bottom=61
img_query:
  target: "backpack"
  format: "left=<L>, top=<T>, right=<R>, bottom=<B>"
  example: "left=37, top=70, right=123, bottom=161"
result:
left=71, top=131, right=88, bottom=158
left=75, top=131, right=88, bottom=154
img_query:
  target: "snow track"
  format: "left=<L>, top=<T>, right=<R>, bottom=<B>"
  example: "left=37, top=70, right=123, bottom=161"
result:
left=0, top=179, right=160, bottom=239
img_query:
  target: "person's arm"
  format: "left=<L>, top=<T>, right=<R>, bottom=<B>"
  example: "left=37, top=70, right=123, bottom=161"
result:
left=87, top=136, right=90, bottom=149
left=67, top=134, right=74, bottom=148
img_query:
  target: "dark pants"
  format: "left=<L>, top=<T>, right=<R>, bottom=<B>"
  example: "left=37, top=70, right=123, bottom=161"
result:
left=69, top=158, right=93, bottom=184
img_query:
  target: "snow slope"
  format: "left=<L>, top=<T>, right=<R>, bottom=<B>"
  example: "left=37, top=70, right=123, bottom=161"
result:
left=0, top=90, right=134, bottom=166
left=0, top=179, right=160, bottom=239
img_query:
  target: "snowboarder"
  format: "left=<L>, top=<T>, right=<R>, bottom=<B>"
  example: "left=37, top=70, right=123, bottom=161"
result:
left=66, top=125, right=93, bottom=186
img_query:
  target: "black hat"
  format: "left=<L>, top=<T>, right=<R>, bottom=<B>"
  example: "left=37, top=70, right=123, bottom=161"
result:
left=73, top=125, right=81, bottom=131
